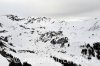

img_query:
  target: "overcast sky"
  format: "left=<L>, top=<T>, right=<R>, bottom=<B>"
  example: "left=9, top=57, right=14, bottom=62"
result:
left=0, top=0, right=100, bottom=17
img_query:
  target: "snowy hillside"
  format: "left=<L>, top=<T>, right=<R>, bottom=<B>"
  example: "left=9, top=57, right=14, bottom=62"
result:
left=0, top=14, right=100, bottom=66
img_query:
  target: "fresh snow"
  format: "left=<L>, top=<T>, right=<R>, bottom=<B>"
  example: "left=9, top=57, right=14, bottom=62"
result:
left=0, top=15, right=100, bottom=66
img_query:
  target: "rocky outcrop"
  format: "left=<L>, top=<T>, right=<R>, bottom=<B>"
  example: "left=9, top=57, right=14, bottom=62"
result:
left=6, top=14, right=25, bottom=21
left=51, top=56, right=81, bottom=66
left=81, top=42, right=100, bottom=60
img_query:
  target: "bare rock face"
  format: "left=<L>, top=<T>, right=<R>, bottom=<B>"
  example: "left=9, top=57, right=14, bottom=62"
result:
left=39, top=31, right=63, bottom=43
left=51, top=56, right=81, bottom=66
left=80, top=44, right=95, bottom=60
left=6, top=14, right=25, bottom=21
left=9, top=58, right=22, bottom=66
left=51, top=37, right=69, bottom=47
left=9, top=59, right=32, bottom=66
left=39, top=31, right=69, bottom=47
left=23, top=62, right=32, bottom=66
left=9, top=61, right=32, bottom=66
left=93, top=42, right=100, bottom=60
left=81, top=42, right=100, bottom=60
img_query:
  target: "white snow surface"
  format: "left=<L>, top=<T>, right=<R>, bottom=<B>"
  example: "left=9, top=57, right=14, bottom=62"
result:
left=0, top=15, right=100, bottom=66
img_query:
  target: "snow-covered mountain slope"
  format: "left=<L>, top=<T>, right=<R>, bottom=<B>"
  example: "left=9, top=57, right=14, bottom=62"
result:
left=0, top=14, right=100, bottom=66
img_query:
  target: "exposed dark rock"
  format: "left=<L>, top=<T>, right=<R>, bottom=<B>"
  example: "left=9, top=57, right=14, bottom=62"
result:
left=26, top=17, right=48, bottom=24
left=88, top=22, right=100, bottom=31
left=93, top=42, right=100, bottom=60
left=50, top=39, right=56, bottom=45
left=9, top=57, right=22, bottom=66
left=10, top=48, right=16, bottom=53
left=6, top=14, right=24, bottom=21
left=0, top=49, right=13, bottom=59
left=23, top=62, right=31, bottom=66
left=58, top=50, right=67, bottom=53
left=50, top=37, right=69, bottom=47
left=81, top=44, right=95, bottom=60
left=18, top=50, right=35, bottom=53
left=30, top=31, right=34, bottom=34
left=9, top=43, right=14, bottom=47
left=3, top=37, right=8, bottom=42
left=93, top=42, right=100, bottom=50
left=57, top=37, right=68, bottom=44
left=9, top=62, right=22, bottom=66
left=81, top=42, right=100, bottom=60
left=86, top=44, right=91, bottom=48
left=0, top=23, right=3, bottom=27
left=0, top=36, right=9, bottom=42
left=88, top=47, right=95, bottom=57
left=68, top=44, right=70, bottom=47
left=34, top=17, right=48, bottom=22
left=0, top=40, right=16, bottom=60
left=56, top=37, right=68, bottom=47
left=96, top=54, right=100, bottom=60
left=81, top=49, right=87, bottom=55
left=19, top=25, right=30, bottom=29
left=0, top=30, right=8, bottom=33
left=51, top=56, right=81, bottom=66
left=40, top=31, right=63, bottom=43
left=0, top=36, right=15, bottom=48
left=0, top=41, right=6, bottom=47
left=27, top=18, right=36, bottom=24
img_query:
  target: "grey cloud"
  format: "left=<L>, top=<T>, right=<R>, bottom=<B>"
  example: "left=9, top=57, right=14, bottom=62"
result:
left=0, top=0, right=100, bottom=17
